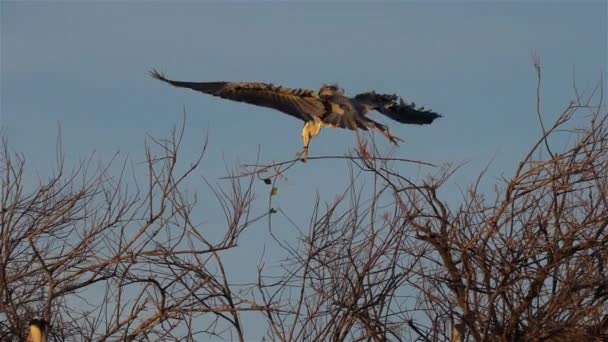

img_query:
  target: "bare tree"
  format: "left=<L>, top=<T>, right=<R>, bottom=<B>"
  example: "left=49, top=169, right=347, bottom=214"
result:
left=400, top=64, right=608, bottom=341
left=0, top=120, right=267, bottom=341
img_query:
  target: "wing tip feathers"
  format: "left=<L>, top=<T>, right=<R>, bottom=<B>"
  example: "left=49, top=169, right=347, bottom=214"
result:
left=149, top=68, right=169, bottom=83
left=398, top=98, right=442, bottom=123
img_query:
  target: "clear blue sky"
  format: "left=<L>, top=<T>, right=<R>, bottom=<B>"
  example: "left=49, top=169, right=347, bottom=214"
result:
left=1, top=1, right=606, bottom=338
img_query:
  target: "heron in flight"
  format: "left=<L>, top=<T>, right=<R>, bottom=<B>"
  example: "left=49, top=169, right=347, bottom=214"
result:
left=150, top=70, right=441, bottom=160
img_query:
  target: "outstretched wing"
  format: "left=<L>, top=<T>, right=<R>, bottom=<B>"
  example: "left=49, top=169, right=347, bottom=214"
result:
left=150, top=69, right=324, bottom=121
left=355, top=92, right=442, bottom=125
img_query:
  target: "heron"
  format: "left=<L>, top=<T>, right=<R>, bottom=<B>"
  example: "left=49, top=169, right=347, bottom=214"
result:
left=150, top=70, right=441, bottom=160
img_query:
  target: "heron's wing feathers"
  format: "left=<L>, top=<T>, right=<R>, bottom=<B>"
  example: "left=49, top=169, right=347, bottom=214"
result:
left=355, top=91, right=442, bottom=125
left=379, top=98, right=442, bottom=125
left=322, top=108, right=368, bottom=130
left=150, top=69, right=323, bottom=121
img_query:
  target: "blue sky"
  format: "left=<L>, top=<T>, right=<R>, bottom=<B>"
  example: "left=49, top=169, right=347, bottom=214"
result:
left=2, top=2, right=606, bottom=172
left=1, top=1, right=606, bottom=338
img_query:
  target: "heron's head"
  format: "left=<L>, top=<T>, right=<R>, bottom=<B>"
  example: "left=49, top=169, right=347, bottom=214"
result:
left=319, top=84, right=343, bottom=97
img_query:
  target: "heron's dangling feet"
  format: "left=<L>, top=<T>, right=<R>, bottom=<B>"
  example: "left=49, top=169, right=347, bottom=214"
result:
left=298, top=138, right=310, bottom=163
left=371, top=124, right=403, bottom=145
left=300, top=146, right=309, bottom=162
left=386, top=131, right=404, bottom=145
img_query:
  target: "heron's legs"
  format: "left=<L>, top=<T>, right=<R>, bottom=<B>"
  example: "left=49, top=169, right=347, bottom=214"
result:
left=300, top=120, right=324, bottom=162
left=366, top=121, right=403, bottom=145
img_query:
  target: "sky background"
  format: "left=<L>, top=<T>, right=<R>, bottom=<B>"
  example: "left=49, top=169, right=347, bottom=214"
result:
left=1, top=1, right=606, bottom=338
